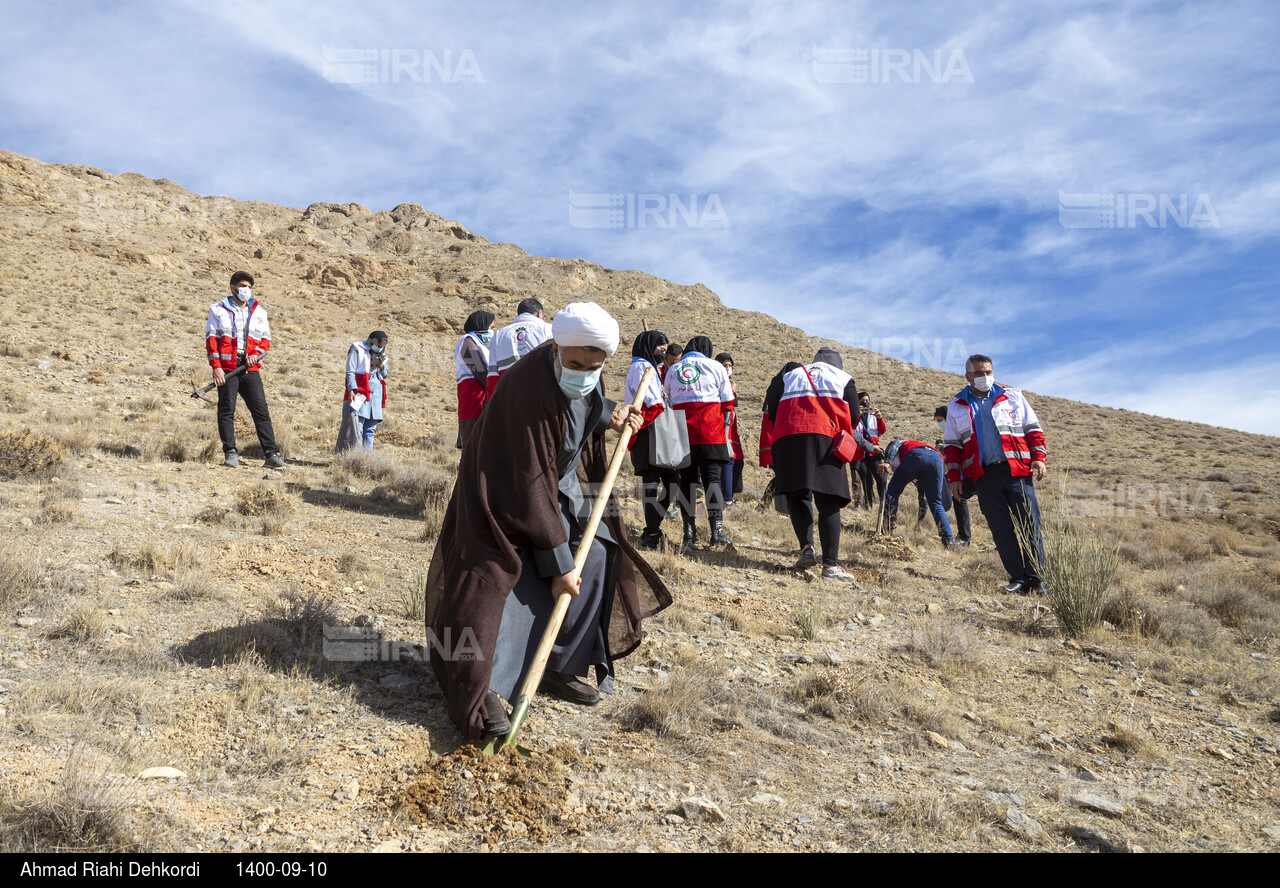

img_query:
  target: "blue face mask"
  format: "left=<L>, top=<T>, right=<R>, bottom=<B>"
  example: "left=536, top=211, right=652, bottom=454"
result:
left=477, top=331, right=493, bottom=345
left=557, top=363, right=601, bottom=400
left=369, top=343, right=384, bottom=355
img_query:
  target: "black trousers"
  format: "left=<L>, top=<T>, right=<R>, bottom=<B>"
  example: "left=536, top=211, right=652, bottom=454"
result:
left=640, top=468, right=681, bottom=536
left=216, top=365, right=278, bottom=456
left=854, top=455, right=886, bottom=505
left=678, top=459, right=727, bottom=529
left=786, top=490, right=844, bottom=566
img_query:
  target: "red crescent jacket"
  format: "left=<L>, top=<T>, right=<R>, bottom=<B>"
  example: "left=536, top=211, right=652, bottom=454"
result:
left=206, top=297, right=270, bottom=372
left=943, top=385, right=1046, bottom=483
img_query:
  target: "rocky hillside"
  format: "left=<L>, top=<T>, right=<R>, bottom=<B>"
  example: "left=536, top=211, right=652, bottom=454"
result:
left=0, top=149, right=1277, bottom=853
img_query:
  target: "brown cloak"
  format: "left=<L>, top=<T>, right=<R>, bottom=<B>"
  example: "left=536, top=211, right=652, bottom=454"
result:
left=425, top=341, right=673, bottom=741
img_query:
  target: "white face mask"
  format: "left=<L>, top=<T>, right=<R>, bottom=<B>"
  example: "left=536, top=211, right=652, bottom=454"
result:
left=235, top=286, right=252, bottom=302
left=970, top=374, right=994, bottom=393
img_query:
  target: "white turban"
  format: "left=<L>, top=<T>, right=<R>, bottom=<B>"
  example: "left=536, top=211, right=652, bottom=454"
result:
left=551, top=302, right=619, bottom=356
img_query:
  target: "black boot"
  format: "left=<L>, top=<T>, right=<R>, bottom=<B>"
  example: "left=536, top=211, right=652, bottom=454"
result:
left=681, top=520, right=698, bottom=552
left=709, top=521, right=731, bottom=548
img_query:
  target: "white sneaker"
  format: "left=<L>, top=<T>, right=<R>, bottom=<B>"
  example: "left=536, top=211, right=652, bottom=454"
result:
left=821, top=564, right=859, bottom=583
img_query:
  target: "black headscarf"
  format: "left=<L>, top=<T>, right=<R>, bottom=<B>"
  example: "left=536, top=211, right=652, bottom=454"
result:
left=763, top=361, right=803, bottom=412
left=714, top=352, right=733, bottom=364
left=631, top=331, right=669, bottom=367
left=813, top=347, right=843, bottom=370
left=464, top=310, right=495, bottom=334
left=685, top=335, right=713, bottom=357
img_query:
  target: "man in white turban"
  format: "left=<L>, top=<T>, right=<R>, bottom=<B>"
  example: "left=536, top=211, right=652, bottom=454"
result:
left=426, top=301, right=672, bottom=743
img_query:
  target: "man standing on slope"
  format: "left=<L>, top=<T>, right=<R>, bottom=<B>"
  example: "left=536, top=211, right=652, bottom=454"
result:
left=486, top=297, right=553, bottom=396
left=944, top=355, right=1047, bottom=594
left=205, top=271, right=283, bottom=469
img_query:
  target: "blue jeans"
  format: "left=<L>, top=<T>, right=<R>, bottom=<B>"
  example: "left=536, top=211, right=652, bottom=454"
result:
left=885, top=448, right=953, bottom=542
left=361, top=417, right=379, bottom=450
left=974, top=461, right=1044, bottom=583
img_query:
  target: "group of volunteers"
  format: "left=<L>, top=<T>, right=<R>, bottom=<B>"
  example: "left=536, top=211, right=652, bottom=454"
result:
left=206, top=274, right=1047, bottom=744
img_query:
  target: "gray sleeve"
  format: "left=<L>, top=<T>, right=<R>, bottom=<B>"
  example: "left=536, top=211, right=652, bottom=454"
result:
left=593, top=396, right=617, bottom=436
left=533, top=543, right=575, bottom=578
left=345, top=346, right=359, bottom=391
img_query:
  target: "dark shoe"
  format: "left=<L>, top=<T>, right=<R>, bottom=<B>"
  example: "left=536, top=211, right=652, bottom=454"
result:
left=638, top=531, right=665, bottom=551
left=681, top=524, right=698, bottom=552
left=941, top=537, right=956, bottom=548
left=223, top=450, right=238, bottom=468
left=709, top=523, right=731, bottom=548
left=539, top=671, right=600, bottom=706
left=481, top=690, right=510, bottom=737
left=1001, top=578, right=1032, bottom=595
left=264, top=453, right=285, bottom=469
left=793, top=545, right=818, bottom=570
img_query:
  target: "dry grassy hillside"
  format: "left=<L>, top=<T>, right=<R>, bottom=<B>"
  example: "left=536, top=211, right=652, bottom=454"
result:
left=0, top=149, right=1277, bottom=852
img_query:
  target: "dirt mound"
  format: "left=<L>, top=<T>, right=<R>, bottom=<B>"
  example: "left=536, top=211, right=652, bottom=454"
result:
left=393, top=744, right=588, bottom=845
left=861, top=533, right=918, bottom=562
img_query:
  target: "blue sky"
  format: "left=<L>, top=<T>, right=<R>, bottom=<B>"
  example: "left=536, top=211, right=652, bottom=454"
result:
left=4, top=1, right=1278, bottom=434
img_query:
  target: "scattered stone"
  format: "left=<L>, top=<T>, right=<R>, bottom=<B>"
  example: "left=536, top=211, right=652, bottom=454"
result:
left=872, top=755, right=895, bottom=769
left=985, top=791, right=1027, bottom=808
left=380, top=673, right=416, bottom=691
left=822, top=650, right=843, bottom=666
left=1071, top=791, right=1125, bottom=817
left=1206, top=746, right=1234, bottom=761
left=138, top=766, right=187, bottom=780
left=15, top=617, right=41, bottom=628
left=680, top=797, right=726, bottom=823
left=963, top=711, right=981, bottom=725
left=1262, top=825, right=1280, bottom=841
left=1187, top=689, right=1200, bottom=697
left=925, top=603, right=943, bottom=616
left=1003, top=807, right=1044, bottom=840
left=105, top=497, right=124, bottom=505
left=334, top=778, right=359, bottom=802
left=748, top=793, right=785, bottom=807
left=925, top=731, right=949, bottom=749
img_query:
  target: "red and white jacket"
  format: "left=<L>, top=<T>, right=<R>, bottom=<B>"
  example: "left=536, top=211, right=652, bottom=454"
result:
left=625, top=357, right=665, bottom=452
left=454, top=333, right=490, bottom=422
left=485, top=313, right=552, bottom=396
left=852, top=411, right=886, bottom=461
left=344, top=341, right=388, bottom=408
left=206, top=296, right=270, bottom=372
left=758, top=413, right=774, bottom=467
left=663, top=352, right=734, bottom=446
left=943, top=385, right=1046, bottom=483
left=773, top=363, right=856, bottom=441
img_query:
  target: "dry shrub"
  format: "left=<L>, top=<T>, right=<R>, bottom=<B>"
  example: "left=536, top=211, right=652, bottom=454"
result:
left=195, top=505, right=229, bottom=524
left=795, top=597, right=824, bottom=640
left=1210, top=530, right=1239, bottom=557
left=1018, top=508, right=1120, bottom=638
left=1103, top=719, right=1154, bottom=757
left=902, top=616, right=983, bottom=673
left=0, top=746, right=141, bottom=852
left=1157, top=602, right=1223, bottom=649
left=235, top=484, right=295, bottom=518
left=1202, top=582, right=1280, bottom=637
left=1101, top=588, right=1161, bottom=638
left=0, top=428, right=65, bottom=480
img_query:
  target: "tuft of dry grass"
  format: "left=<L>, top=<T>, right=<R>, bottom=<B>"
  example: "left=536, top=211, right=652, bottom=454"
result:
left=0, top=541, right=44, bottom=607
left=1102, top=588, right=1161, bottom=638
left=902, top=616, right=983, bottom=674
left=616, top=663, right=724, bottom=739
left=1102, top=718, right=1155, bottom=758
left=0, top=428, right=65, bottom=480
left=404, top=570, right=428, bottom=621
left=0, top=746, right=142, bottom=852
left=45, top=601, right=108, bottom=643
left=109, top=541, right=200, bottom=576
